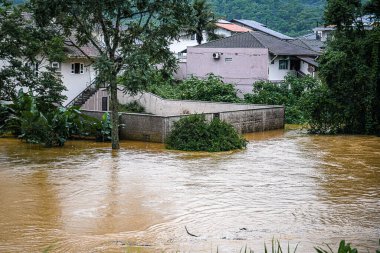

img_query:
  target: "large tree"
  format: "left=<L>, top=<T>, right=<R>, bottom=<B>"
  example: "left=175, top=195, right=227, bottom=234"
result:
left=0, top=0, right=67, bottom=109
left=306, top=0, right=380, bottom=134
left=190, top=0, right=219, bottom=44
left=30, top=0, right=194, bottom=149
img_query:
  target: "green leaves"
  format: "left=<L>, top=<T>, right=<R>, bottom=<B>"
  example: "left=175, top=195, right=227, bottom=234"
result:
left=324, top=0, right=361, bottom=30
left=0, top=1, right=67, bottom=103
left=95, top=112, right=112, bottom=142
left=316, top=2, right=380, bottom=135
left=315, top=240, right=358, bottom=253
left=0, top=90, right=105, bottom=147
left=166, top=114, right=247, bottom=152
left=209, top=0, right=324, bottom=37
left=244, top=75, right=320, bottom=124
left=149, top=74, right=242, bottom=103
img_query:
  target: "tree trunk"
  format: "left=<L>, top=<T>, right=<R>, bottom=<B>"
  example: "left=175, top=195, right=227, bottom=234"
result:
left=110, top=79, right=120, bottom=149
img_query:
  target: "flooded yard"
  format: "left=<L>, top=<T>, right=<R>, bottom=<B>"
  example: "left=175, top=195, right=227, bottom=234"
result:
left=0, top=129, right=379, bottom=252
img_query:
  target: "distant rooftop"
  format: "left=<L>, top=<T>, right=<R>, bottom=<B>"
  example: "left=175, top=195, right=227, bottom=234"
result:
left=297, top=56, right=319, bottom=67
left=313, top=26, right=336, bottom=32
left=231, top=19, right=293, bottom=40
left=195, top=31, right=319, bottom=56
left=290, top=38, right=325, bottom=54
left=215, top=20, right=252, bottom=33
left=298, top=33, right=317, bottom=40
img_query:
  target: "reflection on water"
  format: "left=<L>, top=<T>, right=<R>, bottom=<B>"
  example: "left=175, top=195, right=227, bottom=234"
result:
left=0, top=130, right=379, bottom=253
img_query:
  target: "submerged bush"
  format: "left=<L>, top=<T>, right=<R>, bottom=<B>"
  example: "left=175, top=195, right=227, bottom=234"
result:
left=95, top=112, right=112, bottom=142
left=166, top=114, right=247, bottom=152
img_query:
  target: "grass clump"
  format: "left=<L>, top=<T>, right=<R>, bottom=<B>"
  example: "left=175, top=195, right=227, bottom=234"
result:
left=166, top=114, right=247, bottom=152
left=118, top=101, right=145, bottom=113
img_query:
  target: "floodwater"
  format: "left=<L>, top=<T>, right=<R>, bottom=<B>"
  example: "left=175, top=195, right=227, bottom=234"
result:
left=0, top=129, right=379, bottom=253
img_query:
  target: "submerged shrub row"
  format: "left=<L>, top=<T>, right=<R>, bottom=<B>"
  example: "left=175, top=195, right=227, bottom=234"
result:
left=166, top=114, right=247, bottom=152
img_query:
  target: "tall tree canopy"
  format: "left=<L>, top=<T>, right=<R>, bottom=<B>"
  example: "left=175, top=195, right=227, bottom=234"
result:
left=190, top=0, right=219, bottom=44
left=29, top=0, right=194, bottom=149
left=306, top=0, right=380, bottom=134
left=0, top=0, right=66, bottom=109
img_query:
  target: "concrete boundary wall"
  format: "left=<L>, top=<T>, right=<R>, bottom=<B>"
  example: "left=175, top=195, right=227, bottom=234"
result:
left=82, top=89, right=281, bottom=116
left=82, top=105, right=285, bottom=143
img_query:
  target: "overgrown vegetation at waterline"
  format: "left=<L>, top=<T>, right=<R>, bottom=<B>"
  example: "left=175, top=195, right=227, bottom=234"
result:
left=305, top=0, right=380, bottom=135
left=232, top=239, right=380, bottom=253
left=244, top=75, right=320, bottom=124
left=0, top=90, right=112, bottom=147
left=148, top=73, right=322, bottom=125
left=166, top=114, right=247, bottom=152
left=148, top=74, right=242, bottom=103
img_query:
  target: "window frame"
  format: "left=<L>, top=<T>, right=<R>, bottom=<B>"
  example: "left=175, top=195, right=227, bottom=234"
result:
left=71, top=63, right=84, bottom=74
left=279, top=59, right=289, bottom=70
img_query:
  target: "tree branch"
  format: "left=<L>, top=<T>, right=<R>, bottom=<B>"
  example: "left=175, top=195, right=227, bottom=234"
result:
left=71, top=12, right=104, bottom=55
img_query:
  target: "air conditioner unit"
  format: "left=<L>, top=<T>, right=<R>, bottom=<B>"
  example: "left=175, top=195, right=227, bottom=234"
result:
left=212, top=52, right=220, bottom=59
left=51, top=62, right=60, bottom=68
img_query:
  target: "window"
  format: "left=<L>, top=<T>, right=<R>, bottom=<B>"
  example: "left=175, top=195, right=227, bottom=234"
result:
left=190, top=34, right=196, bottom=40
left=71, top=63, right=84, bottom=74
left=25, top=62, right=39, bottom=76
left=34, top=63, right=39, bottom=76
left=101, top=97, right=108, bottom=111
left=51, top=62, right=60, bottom=68
left=225, top=58, right=232, bottom=62
left=279, top=60, right=288, bottom=70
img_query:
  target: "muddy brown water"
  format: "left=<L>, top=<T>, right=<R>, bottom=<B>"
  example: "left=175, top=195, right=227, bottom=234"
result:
left=0, top=129, right=379, bottom=253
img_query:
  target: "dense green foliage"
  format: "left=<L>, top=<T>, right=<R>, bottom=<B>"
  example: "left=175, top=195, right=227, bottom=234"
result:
left=188, top=0, right=220, bottom=44
left=307, top=0, right=380, bottom=134
left=0, top=0, right=67, bottom=104
left=166, top=114, right=247, bottom=152
left=0, top=91, right=111, bottom=147
left=209, top=0, right=325, bottom=37
left=244, top=75, right=320, bottom=124
left=95, top=112, right=112, bottom=142
left=118, top=101, right=145, bottom=113
left=149, top=74, right=241, bottom=103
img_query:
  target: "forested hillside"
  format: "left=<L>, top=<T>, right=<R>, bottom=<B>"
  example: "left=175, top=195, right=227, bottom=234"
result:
left=210, top=0, right=326, bottom=37
left=11, top=0, right=325, bottom=37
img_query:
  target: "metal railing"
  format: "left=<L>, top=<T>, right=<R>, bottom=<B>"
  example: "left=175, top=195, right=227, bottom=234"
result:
left=65, top=80, right=100, bottom=108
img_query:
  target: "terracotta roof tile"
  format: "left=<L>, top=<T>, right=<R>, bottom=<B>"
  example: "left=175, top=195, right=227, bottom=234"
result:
left=215, top=23, right=252, bottom=33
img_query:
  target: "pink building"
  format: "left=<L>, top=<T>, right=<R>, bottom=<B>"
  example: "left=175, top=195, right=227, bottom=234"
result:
left=183, top=31, right=320, bottom=93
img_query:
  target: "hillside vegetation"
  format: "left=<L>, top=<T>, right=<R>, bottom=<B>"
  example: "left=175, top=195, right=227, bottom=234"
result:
left=210, top=0, right=325, bottom=37
left=12, top=0, right=325, bottom=36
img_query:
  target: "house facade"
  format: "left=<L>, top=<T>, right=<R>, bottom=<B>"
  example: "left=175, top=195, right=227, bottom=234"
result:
left=59, top=45, right=98, bottom=106
left=184, top=31, right=320, bottom=93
